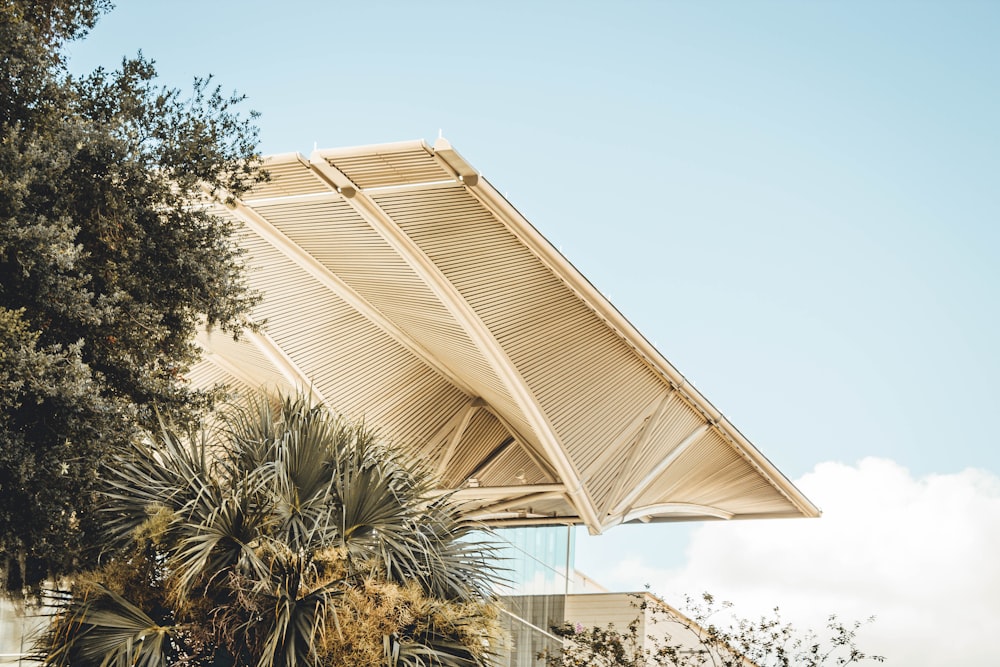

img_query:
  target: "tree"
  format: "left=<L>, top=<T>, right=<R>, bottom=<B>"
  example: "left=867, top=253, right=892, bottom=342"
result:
left=541, top=593, right=884, bottom=667
left=33, top=393, right=504, bottom=667
left=0, top=0, right=262, bottom=591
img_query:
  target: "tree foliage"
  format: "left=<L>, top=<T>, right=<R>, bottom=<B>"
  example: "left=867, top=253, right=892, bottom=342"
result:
left=542, top=593, right=884, bottom=667
left=0, top=0, right=262, bottom=591
left=33, top=393, right=504, bottom=667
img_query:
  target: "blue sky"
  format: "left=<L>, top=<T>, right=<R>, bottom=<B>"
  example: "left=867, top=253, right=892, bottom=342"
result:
left=67, top=3, right=1000, bottom=662
left=68, top=0, right=999, bottom=478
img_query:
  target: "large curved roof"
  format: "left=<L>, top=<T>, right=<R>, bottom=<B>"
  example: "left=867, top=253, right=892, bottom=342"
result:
left=189, top=138, right=819, bottom=534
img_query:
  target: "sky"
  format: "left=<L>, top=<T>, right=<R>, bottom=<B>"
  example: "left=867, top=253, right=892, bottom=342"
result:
left=66, top=2, right=1000, bottom=663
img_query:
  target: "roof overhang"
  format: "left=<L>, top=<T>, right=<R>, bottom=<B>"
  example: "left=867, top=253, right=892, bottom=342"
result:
left=189, top=138, right=820, bottom=534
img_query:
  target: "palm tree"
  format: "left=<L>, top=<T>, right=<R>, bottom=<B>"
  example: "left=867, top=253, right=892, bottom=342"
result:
left=34, top=393, right=503, bottom=667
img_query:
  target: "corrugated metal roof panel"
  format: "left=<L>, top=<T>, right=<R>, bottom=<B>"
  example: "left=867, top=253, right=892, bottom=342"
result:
left=324, top=146, right=452, bottom=189
left=635, top=429, right=798, bottom=516
left=376, top=186, right=668, bottom=482
left=245, top=157, right=330, bottom=200
left=191, top=140, right=818, bottom=532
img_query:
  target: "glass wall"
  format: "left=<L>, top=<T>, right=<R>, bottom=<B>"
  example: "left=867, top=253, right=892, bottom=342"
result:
left=491, top=526, right=575, bottom=667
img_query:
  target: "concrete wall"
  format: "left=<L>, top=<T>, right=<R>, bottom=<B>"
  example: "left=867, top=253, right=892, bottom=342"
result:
left=0, top=599, right=44, bottom=667
left=564, top=592, right=721, bottom=663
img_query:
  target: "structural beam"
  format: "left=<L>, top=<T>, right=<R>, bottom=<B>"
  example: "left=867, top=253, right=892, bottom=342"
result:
left=308, top=152, right=605, bottom=534
left=421, top=398, right=481, bottom=474
left=429, top=484, right=566, bottom=500
left=219, top=193, right=477, bottom=397
left=467, top=491, right=567, bottom=520
left=603, top=423, right=711, bottom=530
left=601, top=389, right=676, bottom=516
left=245, top=328, right=329, bottom=406
left=195, top=333, right=273, bottom=393
left=583, top=391, right=669, bottom=479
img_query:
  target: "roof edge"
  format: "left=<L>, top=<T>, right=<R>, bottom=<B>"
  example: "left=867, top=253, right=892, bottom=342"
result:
left=463, top=173, right=820, bottom=520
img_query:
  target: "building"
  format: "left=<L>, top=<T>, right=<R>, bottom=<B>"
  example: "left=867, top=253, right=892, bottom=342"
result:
left=186, top=138, right=817, bottom=664
left=190, top=138, right=817, bottom=532
left=564, top=588, right=757, bottom=666
left=0, top=139, right=817, bottom=665
left=491, top=528, right=758, bottom=666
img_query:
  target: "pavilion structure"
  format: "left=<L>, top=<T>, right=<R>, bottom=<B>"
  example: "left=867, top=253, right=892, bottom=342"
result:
left=189, top=138, right=819, bottom=535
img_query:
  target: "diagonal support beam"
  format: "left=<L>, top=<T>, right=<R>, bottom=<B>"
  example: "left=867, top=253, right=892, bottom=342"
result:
left=466, top=436, right=516, bottom=482
left=435, top=399, right=483, bottom=477
left=307, top=153, right=604, bottom=534
left=600, top=390, right=676, bottom=516
left=245, top=328, right=329, bottom=406
left=603, top=422, right=711, bottom=531
left=195, top=329, right=329, bottom=406
left=481, top=405, right=558, bottom=483
left=217, top=191, right=477, bottom=397
left=583, top=391, right=669, bottom=479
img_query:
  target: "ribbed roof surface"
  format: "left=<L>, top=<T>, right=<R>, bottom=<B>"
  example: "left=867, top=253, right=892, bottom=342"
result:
left=189, top=139, right=819, bottom=534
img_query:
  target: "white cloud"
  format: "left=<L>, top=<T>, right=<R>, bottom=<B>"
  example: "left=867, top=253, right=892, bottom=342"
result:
left=589, top=459, right=1000, bottom=666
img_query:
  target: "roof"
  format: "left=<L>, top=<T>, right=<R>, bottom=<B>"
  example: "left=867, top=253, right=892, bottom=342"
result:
left=189, top=138, right=820, bottom=534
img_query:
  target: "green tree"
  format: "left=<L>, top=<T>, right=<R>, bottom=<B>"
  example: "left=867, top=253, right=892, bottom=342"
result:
left=0, top=0, right=261, bottom=591
left=542, top=593, right=884, bottom=667
left=33, top=393, right=504, bottom=667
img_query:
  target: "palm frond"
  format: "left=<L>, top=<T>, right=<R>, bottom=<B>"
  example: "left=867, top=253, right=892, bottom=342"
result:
left=169, top=485, right=270, bottom=598
left=386, top=634, right=488, bottom=667
left=50, top=390, right=503, bottom=667
left=101, top=423, right=216, bottom=548
left=248, top=567, right=345, bottom=667
left=35, top=585, right=175, bottom=667
left=376, top=499, right=502, bottom=603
